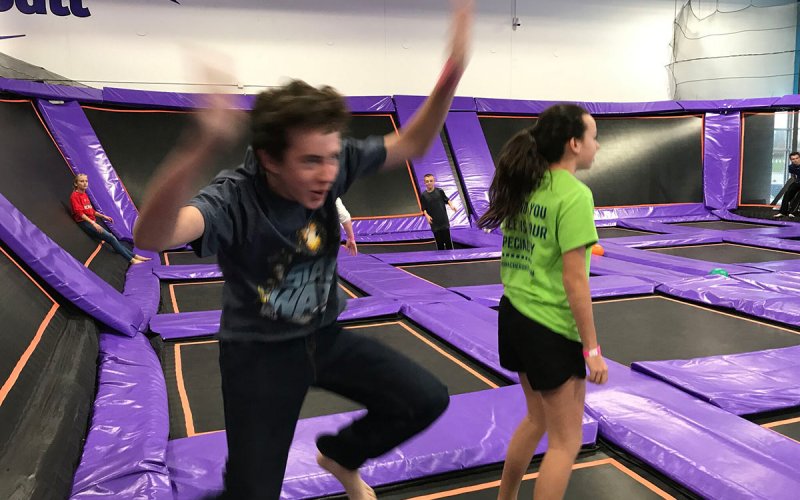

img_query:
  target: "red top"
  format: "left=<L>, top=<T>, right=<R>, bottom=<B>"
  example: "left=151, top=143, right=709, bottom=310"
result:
left=70, top=191, right=96, bottom=222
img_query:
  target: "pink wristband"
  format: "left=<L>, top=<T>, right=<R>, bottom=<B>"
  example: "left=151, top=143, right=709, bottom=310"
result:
left=583, top=346, right=601, bottom=358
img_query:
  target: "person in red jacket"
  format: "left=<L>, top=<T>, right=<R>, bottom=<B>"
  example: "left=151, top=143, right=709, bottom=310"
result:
left=71, top=174, right=150, bottom=264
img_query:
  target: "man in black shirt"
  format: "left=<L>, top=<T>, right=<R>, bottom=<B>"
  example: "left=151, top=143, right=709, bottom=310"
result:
left=134, top=3, right=473, bottom=498
left=420, top=173, right=457, bottom=249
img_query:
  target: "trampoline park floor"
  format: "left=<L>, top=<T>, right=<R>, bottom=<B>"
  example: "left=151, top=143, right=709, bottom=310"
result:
left=645, top=242, right=800, bottom=264
left=374, top=446, right=693, bottom=500
left=158, top=279, right=365, bottom=314
left=593, top=295, right=800, bottom=366
left=596, top=227, right=656, bottom=239
left=398, top=259, right=501, bottom=288
left=157, top=318, right=508, bottom=439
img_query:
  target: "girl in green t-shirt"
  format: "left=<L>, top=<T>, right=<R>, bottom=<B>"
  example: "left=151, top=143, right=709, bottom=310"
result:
left=478, top=104, right=608, bottom=500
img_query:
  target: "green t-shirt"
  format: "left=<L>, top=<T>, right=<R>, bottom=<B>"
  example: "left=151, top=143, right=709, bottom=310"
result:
left=501, top=169, right=597, bottom=342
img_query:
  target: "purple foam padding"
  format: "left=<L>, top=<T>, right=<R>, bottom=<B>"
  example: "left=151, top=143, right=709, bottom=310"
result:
left=167, top=386, right=598, bottom=499
left=618, top=218, right=717, bottom=234
left=633, top=346, right=800, bottom=416
left=656, top=275, right=800, bottom=326
left=101, top=87, right=253, bottom=110
left=352, top=230, right=433, bottom=243
left=351, top=215, right=428, bottom=235
left=722, top=233, right=800, bottom=255
left=713, top=208, right=792, bottom=228
left=124, top=260, right=161, bottom=326
left=586, top=360, right=800, bottom=499
left=774, top=94, right=800, bottom=106
left=444, top=111, right=496, bottom=220
left=594, top=203, right=709, bottom=222
left=0, top=77, right=104, bottom=102
left=36, top=99, right=137, bottom=240
left=451, top=227, right=502, bottom=247
left=401, top=301, right=517, bottom=382
left=338, top=296, right=403, bottom=321
left=70, top=331, right=170, bottom=500
left=375, top=249, right=500, bottom=265
left=590, top=254, right=690, bottom=283
left=450, top=95, right=477, bottom=111
left=450, top=275, right=654, bottom=308
left=733, top=271, right=800, bottom=296
left=474, top=98, right=682, bottom=115
left=704, top=113, right=742, bottom=209
left=0, top=193, right=143, bottom=336
left=337, top=254, right=462, bottom=300
left=153, top=264, right=222, bottom=280
left=394, top=95, right=469, bottom=228
left=602, top=243, right=755, bottom=276
left=678, top=97, right=779, bottom=111
left=101, top=88, right=392, bottom=113
left=745, top=260, right=800, bottom=272
left=150, top=310, right=222, bottom=340
left=604, top=232, right=723, bottom=249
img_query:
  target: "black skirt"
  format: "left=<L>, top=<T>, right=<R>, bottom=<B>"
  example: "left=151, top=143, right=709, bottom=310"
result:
left=498, top=295, right=586, bottom=390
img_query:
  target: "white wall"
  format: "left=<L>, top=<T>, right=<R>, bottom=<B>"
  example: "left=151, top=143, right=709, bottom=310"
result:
left=0, top=0, right=694, bottom=101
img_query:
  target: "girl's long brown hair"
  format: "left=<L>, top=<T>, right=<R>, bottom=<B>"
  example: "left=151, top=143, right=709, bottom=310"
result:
left=478, top=104, right=588, bottom=229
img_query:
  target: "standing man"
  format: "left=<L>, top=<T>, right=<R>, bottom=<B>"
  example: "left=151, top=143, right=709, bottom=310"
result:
left=420, top=173, right=457, bottom=249
left=774, top=151, right=800, bottom=218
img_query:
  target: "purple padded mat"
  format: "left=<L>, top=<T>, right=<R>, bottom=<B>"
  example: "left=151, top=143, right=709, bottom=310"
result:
left=678, top=97, right=779, bottom=111
left=0, top=193, right=143, bottom=336
left=444, top=111, right=495, bottom=220
left=167, top=386, right=599, bottom=499
left=0, top=76, right=103, bottom=101
left=704, top=113, right=742, bottom=210
left=450, top=275, right=654, bottom=308
left=589, top=254, right=690, bottom=284
left=124, top=259, right=161, bottom=326
left=474, top=98, right=682, bottom=115
left=337, top=254, right=462, bottom=301
left=632, top=345, right=800, bottom=415
left=656, top=275, right=800, bottom=327
left=604, top=232, right=722, bottom=249
left=351, top=215, right=428, bottom=236
left=451, top=227, right=502, bottom=247
left=374, top=248, right=500, bottom=265
left=153, top=264, right=222, bottom=280
left=594, top=204, right=710, bottom=222
left=585, top=360, right=800, bottom=499
left=70, top=332, right=170, bottom=500
left=602, top=243, right=756, bottom=276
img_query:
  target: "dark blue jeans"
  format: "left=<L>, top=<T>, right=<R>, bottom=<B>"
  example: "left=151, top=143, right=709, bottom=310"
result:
left=77, top=221, right=135, bottom=261
left=216, top=323, right=449, bottom=499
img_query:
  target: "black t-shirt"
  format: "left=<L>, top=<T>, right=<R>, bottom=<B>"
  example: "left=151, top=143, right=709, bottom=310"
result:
left=420, top=188, right=450, bottom=230
left=188, top=137, right=386, bottom=342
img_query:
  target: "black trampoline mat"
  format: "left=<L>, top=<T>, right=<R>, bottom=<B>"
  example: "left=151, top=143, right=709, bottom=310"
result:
left=162, top=320, right=506, bottom=438
left=159, top=281, right=224, bottom=314
left=595, top=296, right=800, bottom=366
left=596, top=227, right=654, bottom=239
left=646, top=243, right=800, bottom=264
left=670, top=221, right=773, bottom=230
left=359, top=240, right=472, bottom=254
left=399, top=260, right=501, bottom=287
left=162, top=251, right=218, bottom=266
left=751, top=408, right=800, bottom=443
left=338, top=279, right=367, bottom=299
left=378, top=449, right=686, bottom=500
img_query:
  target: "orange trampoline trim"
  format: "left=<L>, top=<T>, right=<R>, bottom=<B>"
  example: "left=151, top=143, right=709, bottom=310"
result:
left=0, top=247, right=60, bottom=407
left=406, top=457, right=675, bottom=499
left=344, top=320, right=499, bottom=389
left=168, top=280, right=223, bottom=314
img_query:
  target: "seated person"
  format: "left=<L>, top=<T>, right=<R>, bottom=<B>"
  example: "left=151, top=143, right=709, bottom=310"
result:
left=71, top=174, right=150, bottom=264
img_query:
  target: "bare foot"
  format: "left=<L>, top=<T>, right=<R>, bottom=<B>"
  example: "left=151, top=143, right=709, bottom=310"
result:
left=130, top=258, right=145, bottom=265
left=316, top=452, right=376, bottom=500
left=133, top=255, right=152, bottom=261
